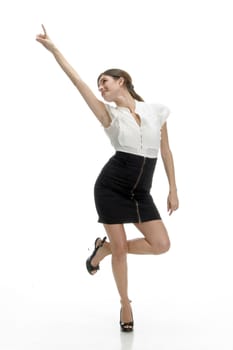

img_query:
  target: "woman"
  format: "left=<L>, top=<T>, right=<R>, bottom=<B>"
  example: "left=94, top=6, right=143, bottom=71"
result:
left=36, top=25, right=179, bottom=332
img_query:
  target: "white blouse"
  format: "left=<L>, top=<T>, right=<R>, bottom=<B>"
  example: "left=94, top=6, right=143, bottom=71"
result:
left=104, top=101, right=170, bottom=158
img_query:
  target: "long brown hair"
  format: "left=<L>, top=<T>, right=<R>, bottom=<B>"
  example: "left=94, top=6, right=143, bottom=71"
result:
left=97, top=68, right=144, bottom=102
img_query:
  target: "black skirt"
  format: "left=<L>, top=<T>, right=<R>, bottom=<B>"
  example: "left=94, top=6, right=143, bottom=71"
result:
left=94, top=151, right=161, bottom=224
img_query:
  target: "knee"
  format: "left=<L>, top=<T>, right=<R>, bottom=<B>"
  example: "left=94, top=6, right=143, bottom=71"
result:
left=111, top=242, right=128, bottom=260
left=152, top=237, right=170, bottom=254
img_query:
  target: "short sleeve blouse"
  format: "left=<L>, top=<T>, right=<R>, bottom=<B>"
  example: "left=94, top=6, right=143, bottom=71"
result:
left=103, top=101, right=169, bottom=158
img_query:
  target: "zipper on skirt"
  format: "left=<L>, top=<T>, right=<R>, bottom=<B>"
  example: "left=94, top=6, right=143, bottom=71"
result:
left=130, top=157, right=146, bottom=223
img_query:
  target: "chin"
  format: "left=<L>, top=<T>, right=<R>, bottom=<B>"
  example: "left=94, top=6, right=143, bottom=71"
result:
left=103, top=95, right=113, bottom=102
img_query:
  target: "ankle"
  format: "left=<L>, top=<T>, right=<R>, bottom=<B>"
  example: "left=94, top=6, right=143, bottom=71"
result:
left=120, top=299, right=132, bottom=306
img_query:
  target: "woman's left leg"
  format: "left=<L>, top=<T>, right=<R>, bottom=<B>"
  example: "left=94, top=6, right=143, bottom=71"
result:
left=128, top=220, right=170, bottom=255
left=90, top=220, right=170, bottom=268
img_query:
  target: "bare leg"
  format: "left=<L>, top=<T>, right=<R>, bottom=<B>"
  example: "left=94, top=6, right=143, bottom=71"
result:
left=103, top=224, right=133, bottom=323
left=128, top=220, right=170, bottom=254
left=89, top=220, right=170, bottom=323
left=92, top=220, right=170, bottom=265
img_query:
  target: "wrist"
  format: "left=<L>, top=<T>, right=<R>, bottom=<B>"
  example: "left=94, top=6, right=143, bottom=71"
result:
left=51, top=45, right=59, bottom=55
left=169, top=187, right=177, bottom=193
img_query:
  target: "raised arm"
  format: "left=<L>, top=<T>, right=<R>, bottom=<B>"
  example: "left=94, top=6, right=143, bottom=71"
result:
left=36, top=25, right=111, bottom=127
left=160, top=123, right=179, bottom=215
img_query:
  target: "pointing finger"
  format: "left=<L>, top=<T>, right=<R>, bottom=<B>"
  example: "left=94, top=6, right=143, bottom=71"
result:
left=41, top=24, right=47, bottom=36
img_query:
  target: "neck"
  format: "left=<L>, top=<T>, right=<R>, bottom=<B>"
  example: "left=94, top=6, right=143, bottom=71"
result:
left=114, top=94, right=136, bottom=112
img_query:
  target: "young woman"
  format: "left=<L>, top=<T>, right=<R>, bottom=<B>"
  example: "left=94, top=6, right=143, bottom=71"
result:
left=36, top=25, right=179, bottom=332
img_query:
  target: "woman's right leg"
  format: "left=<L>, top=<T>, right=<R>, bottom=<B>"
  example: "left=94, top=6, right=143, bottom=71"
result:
left=103, top=223, right=133, bottom=324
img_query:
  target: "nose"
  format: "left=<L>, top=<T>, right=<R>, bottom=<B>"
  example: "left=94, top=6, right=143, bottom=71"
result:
left=98, top=85, right=103, bottom=92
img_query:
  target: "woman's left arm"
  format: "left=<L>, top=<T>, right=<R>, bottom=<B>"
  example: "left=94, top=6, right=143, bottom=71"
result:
left=160, top=123, right=179, bottom=215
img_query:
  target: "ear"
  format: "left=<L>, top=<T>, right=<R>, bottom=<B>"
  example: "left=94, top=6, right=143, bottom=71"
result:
left=118, top=77, right=125, bottom=87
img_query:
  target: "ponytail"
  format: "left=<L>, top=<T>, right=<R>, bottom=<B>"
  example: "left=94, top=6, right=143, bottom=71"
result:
left=126, top=81, right=144, bottom=102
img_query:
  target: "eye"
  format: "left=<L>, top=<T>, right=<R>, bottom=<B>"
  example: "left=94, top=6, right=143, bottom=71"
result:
left=98, top=79, right=105, bottom=87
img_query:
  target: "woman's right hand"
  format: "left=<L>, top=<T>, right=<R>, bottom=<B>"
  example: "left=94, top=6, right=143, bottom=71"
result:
left=36, top=24, right=56, bottom=52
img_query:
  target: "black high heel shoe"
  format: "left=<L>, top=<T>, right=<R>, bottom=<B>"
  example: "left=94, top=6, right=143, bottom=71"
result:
left=86, top=237, right=107, bottom=275
left=120, top=301, right=134, bottom=332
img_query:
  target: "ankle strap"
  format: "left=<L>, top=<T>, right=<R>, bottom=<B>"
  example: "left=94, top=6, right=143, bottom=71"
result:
left=120, top=299, right=132, bottom=305
left=100, top=236, right=107, bottom=247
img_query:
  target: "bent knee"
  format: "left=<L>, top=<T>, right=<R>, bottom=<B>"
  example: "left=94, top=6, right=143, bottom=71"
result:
left=152, top=237, right=170, bottom=254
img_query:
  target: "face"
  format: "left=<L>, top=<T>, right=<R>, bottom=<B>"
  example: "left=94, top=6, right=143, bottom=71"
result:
left=98, top=75, right=123, bottom=102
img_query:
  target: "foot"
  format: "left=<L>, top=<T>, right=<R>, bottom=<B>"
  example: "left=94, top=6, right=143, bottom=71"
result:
left=91, top=238, right=109, bottom=269
left=86, top=237, right=110, bottom=275
left=120, top=300, right=134, bottom=332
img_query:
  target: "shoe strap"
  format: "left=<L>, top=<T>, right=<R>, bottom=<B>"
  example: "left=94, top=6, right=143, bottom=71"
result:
left=100, top=236, right=107, bottom=247
left=120, top=299, right=132, bottom=305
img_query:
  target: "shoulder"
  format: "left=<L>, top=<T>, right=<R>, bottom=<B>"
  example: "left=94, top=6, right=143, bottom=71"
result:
left=136, top=101, right=170, bottom=120
left=136, top=101, right=169, bottom=112
left=104, top=103, right=120, bottom=118
left=148, top=102, right=170, bottom=117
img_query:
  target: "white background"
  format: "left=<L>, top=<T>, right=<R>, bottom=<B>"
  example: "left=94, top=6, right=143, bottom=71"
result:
left=0, top=0, right=232, bottom=349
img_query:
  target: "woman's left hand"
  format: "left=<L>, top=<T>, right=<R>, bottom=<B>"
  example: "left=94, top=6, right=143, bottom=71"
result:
left=167, top=190, right=179, bottom=215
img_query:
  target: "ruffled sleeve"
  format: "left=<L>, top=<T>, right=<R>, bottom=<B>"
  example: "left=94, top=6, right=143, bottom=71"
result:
left=157, top=104, right=170, bottom=126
